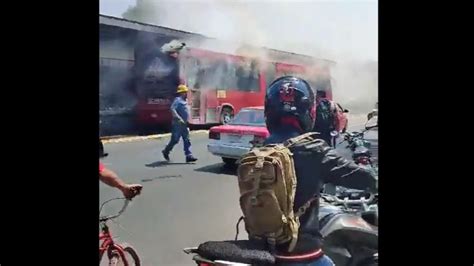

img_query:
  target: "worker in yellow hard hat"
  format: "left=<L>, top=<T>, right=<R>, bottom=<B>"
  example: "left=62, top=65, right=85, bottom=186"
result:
left=162, top=84, right=198, bottom=163
left=176, top=84, right=188, bottom=94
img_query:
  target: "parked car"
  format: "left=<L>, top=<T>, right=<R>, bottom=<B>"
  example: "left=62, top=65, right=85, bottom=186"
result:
left=207, top=107, right=268, bottom=165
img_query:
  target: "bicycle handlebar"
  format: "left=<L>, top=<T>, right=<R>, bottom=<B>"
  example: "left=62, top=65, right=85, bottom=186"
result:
left=99, top=198, right=130, bottom=222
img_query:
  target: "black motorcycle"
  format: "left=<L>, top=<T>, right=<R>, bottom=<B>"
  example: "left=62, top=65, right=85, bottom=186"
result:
left=338, top=123, right=378, bottom=176
left=183, top=192, right=378, bottom=266
left=318, top=191, right=378, bottom=266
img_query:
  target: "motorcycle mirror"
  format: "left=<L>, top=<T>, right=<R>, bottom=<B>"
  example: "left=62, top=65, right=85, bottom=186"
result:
left=183, top=247, right=198, bottom=254
left=365, top=115, right=378, bottom=130
left=365, top=124, right=378, bottom=130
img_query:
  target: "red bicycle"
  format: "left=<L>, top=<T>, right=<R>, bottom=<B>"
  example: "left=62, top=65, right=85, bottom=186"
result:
left=99, top=198, right=141, bottom=266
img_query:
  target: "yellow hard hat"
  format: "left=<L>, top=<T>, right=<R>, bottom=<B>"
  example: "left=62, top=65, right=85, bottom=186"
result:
left=177, top=84, right=189, bottom=94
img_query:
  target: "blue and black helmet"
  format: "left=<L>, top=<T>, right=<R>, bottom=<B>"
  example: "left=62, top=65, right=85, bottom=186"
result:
left=264, top=76, right=316, bottom=133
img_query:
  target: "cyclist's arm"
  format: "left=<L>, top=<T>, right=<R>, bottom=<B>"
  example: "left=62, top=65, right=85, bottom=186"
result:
left=99, top=167, right=128, bottom=192
left=317, top=141, right=377, bottom=192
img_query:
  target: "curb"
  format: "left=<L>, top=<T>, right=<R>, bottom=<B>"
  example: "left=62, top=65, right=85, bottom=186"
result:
left=102, top=130, right=209, bottom=144
left=102, top=114, right=369, bottom=144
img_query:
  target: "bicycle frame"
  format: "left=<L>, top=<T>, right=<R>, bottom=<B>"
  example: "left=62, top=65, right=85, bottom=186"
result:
left=100, top=222, right=130, bottom=266
left=99, top=198, right=131, bottom=266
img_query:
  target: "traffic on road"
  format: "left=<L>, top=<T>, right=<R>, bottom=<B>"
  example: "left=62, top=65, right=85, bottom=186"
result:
left=99, top=10, right=378, bottom=265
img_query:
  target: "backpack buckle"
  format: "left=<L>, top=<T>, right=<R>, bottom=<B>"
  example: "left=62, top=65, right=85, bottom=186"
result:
left=250, top=196, right=258, bottom=206
left=266, top=235, right=276, bottom=252
left=256, top=157, right=264, bottom=168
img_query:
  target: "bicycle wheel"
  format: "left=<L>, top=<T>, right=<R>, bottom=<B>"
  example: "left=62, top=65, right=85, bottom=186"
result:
left=121, top=243, right=141, bottom=266
left=106, top=246, right=126, bottom=266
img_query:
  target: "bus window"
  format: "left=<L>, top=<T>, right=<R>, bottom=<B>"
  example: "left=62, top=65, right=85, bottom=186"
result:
left=186, top=57, right=238, bottom=90
left=313, top=77, right=331, bottom=92
left=183, top=57, right=200, bottom=89
left=216, top=59, right=238, bottom=90
left=276, top=69, right=305, bottom=80
left=264, top=62, right=276, bottom=87
left=248, top=60, right=260, bottom=92
left=236, top=60, right=259, bottom=92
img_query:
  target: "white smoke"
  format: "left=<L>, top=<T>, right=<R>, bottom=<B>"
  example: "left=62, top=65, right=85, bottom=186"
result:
left=103, top=0, right=378, bottom=113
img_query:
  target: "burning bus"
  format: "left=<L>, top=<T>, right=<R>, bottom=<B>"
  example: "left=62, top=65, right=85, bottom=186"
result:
left=134, top=41, right=335, bottom=128
left=99, top=15, right=335, bottom=130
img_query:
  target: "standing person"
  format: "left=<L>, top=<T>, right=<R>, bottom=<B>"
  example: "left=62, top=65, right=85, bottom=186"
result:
left=313, top=90, right=338, bottom=146
left=261, top=76, right=377, bottom=266
left=162, top=85, right=198, bottom=163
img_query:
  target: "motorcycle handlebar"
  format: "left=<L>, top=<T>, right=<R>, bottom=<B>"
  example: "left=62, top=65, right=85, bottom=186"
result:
left=332, top=193, right=376, bottom=205
left=340, top=131, right=363, bottom=143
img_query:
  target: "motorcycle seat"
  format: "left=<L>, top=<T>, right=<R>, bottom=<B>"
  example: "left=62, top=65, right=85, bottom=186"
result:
left=197, top=240, right=275, bottom=265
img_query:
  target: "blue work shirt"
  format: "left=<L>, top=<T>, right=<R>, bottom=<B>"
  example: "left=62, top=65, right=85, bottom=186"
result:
left=171, top=96, right=189, bottom=123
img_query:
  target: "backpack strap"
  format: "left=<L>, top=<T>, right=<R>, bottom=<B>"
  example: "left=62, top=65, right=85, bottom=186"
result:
left=251, top=147, right=281, bottom=168
left=284, top=132, right=319, bottom=147
left=294, top=196, right=319, bottom=218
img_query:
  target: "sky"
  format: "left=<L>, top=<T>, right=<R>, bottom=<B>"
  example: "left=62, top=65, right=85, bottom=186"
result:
left=99, top=0, right=378, bottom=61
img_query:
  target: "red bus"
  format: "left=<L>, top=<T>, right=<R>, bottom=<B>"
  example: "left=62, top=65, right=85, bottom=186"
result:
left=135, top=47, right=334, bottom=127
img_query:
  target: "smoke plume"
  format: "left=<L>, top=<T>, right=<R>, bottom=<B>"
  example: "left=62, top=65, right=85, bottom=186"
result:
left=119, top=0, right=378, bottom=113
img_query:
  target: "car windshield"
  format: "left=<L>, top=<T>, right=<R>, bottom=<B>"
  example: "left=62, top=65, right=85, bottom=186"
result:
left=228, top=109, right=265, bottom=127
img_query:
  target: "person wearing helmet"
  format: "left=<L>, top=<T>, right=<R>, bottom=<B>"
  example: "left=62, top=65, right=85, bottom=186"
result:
left=264, top=76, right=377, bottom=266
left=162, top=84, right=198, bottom=163
left=312, top=90, right=338, bottom=147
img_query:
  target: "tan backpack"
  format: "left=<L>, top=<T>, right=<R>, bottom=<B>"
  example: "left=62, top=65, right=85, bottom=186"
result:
left=237, top=132, right=319, bottom=252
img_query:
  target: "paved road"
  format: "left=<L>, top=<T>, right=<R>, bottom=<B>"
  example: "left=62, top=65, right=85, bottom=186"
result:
left=100, top=123, right=377, bottom=266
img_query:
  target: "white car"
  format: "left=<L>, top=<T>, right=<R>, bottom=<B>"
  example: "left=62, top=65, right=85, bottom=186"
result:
left=207, top=107, right=269, bottom=165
